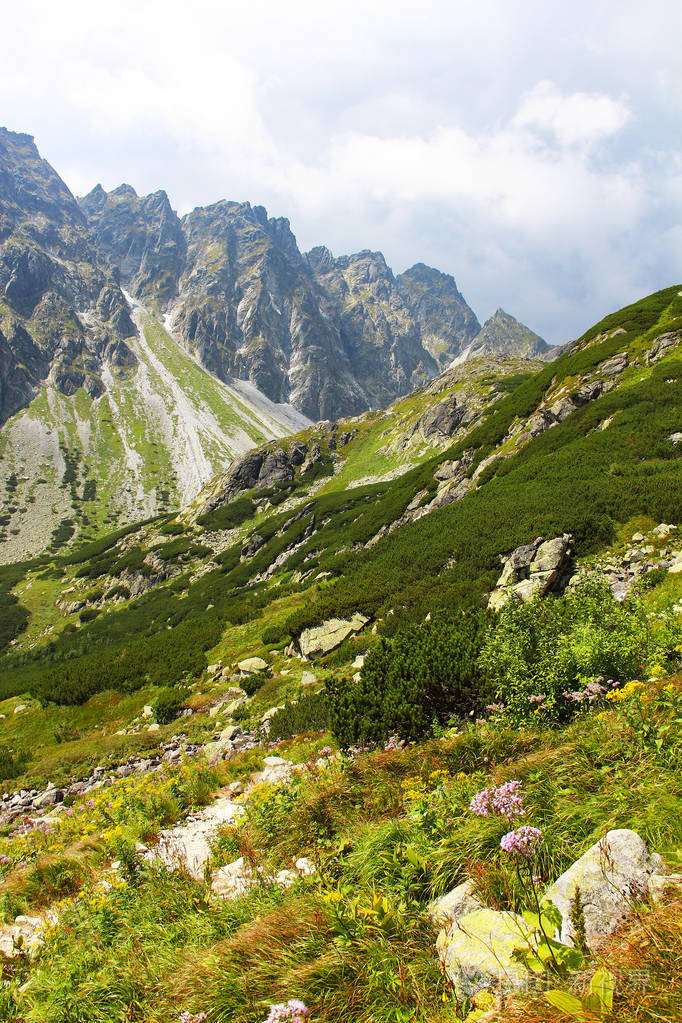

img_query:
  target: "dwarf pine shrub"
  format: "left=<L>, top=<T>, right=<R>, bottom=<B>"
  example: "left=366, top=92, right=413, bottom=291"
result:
left=327, top=610, right=488, bottom=747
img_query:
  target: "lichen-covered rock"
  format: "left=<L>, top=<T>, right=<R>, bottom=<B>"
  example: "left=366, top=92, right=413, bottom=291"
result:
left=237, top=656, right=268, bottom=674
left=298, top=613, right=369, bottom=657
left=542, top=829, right=664, bottom=948
left=436, top=908, right=535, bottom=999
left=428, top=879, right=484, bottom=927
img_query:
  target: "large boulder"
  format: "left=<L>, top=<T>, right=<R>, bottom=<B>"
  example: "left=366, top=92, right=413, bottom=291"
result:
left=436, top=908, right=535, bottom=999
left=237, top=656, right=269, bottom=674
left=542, top=829, right=664, bottom=949
left=298, top=613, right=369, bottom=657
left=419, top=394, right=473, bottom=440
left=489, top=534, right=572, bottom=610
left=428, top=879, right=484, bottom=927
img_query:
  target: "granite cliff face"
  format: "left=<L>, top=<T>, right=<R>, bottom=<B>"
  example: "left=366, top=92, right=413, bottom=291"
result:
left=0, top=129, right=136, bottom=425
left=0, top=126, right=555, bottom=431
left=80, top=188, right=491, bottom=420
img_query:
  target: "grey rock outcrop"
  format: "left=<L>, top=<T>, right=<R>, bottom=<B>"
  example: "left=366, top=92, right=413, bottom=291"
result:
left=647, top=331, right=681, bottom=363
left=489, top=534, right=573, bottom=610
left=298, top=613, right=369, bottom=657
left=542, top=829, right=664, bottom=949
left=419, top=393, right=475, bottom=440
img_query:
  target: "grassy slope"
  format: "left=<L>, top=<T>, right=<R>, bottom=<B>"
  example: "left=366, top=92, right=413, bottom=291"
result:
left=1, top=673, right=681, bottom=1022
left=0, top=288, right=679, bottom=707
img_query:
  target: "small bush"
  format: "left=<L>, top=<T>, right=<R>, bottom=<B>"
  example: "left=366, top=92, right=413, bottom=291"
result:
left=152, top=687, right=186, bottom=724
left=327, top=610, right=489, bottom=748
left=479, top=576, right=652, bottom=723
left=262, top=623, right=290, bottom=646
left=0, top=745, right=30, bottom=780
left=240, top=670, right=270, bottom=697
left=268, top=692, right=329, bottom=741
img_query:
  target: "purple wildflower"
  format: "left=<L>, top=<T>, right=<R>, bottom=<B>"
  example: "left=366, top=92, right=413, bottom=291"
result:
left=263, top=1001, right=310, bottom=1023
left=500, top=825, right=543, bottom=858
left=469, top=780, right=525, bottom=821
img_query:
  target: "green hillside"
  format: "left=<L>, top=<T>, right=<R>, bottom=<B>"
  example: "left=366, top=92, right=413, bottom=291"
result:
left=0, top=287, right=681, bottom=1023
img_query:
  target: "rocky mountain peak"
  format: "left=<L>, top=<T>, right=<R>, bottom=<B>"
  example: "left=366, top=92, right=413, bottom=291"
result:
left=0, top=128, right=136, bottom=425
left=468, top=307, right=551, bottom=360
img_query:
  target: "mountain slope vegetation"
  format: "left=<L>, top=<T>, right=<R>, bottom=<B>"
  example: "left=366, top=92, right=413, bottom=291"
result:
left=0, top=144, right=681, bottom=1021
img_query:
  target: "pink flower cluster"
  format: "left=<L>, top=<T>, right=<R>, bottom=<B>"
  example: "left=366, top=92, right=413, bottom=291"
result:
left=263, top=1000, right=310, bottom=1023
left=469, top=780, right=525, bottom=821
left=179, top=1012, right=207, bottom=1023
left=527, top=694, right=546, bottom=704
left=500, top=825, right=543, bottom=859
left=384, top=736, right=405, bottom=752
left=11, top=818, right=56, bottom=837
left=563, top=679, right=608, bottom=704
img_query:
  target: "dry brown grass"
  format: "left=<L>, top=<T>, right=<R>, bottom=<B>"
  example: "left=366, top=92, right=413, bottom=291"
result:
left=501, top=894, right=682, bottom=1023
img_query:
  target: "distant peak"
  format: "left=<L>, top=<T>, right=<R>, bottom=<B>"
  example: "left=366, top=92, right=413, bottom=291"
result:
left=111, top=183, right=138, bottom=198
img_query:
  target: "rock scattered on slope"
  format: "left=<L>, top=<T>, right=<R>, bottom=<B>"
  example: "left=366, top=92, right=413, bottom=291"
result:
left=435, top=827, right=671, bottom=1000
left=542, top=828, right=664, bottom=949
left=488, top=534, right=573, bottom=610
left=298, top=614, right=369, bottom=657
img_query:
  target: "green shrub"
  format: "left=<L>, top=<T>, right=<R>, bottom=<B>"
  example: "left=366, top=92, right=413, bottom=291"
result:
left=196, top=496, right=254, bottom=530
left=78, top=608, right=100, bottom=623
left=327, top=611, right=489, bottom=748
left=268, top=692, right=329, bottom=741
left=240, top=670, right=270, bottom=697
left=159, top=521, right=186, bottom=536
left=152, top=687, right=185, bottom=724
left=0, top=744, right=30, bottom=781
left=479, top=577, right=651, bottom=723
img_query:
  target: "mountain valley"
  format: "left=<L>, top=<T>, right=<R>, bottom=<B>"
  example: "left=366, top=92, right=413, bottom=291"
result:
left=0, top=128, right=681, bottom=1023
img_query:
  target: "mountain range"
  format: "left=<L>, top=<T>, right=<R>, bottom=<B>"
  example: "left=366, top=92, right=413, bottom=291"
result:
left=0, top=127, right=554, bottom=559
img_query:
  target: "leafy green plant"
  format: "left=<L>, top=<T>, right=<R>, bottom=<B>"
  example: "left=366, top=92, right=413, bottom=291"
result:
left=152, top=686, right=185, bottom=724
left=544, top=967, right=615, bottom=1021
left=480, top=577, right=651, bottom=724
left=240, top=670, right=271, bottom=697
left=267, top=693, right=329, bottom=741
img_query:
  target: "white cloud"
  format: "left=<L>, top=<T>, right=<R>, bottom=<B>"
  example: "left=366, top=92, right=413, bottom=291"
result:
left=512, top=80, right=630, bottom=146
left=1, top=0, right=681, bottom=344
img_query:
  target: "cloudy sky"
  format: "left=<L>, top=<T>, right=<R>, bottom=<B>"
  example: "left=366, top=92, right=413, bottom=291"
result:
left=3, top=0, right=681, bottom=343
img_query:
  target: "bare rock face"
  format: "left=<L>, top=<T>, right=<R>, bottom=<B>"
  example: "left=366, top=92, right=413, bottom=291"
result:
left=648, top=331, right=682, bottom=363
left=0, top=128, right=136, bottom=425
left=80, top=190, right=486, bottom=420
left=299, top=613, right=369, bottom=657
left=488, top=534, right=573, bottom=610
left=467, top=308, right=551, bottom=360
left=419, top=393, right=475, bottom=440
